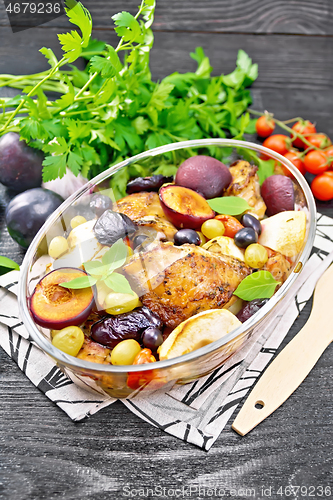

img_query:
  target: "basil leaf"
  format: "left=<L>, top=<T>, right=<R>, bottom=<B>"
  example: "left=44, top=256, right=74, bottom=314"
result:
left=102, top=238, right=128, bottom=270
left=208, top=196, right=251, bottom=216
left=0, top=256, right=20, bottom=275
left=83, top=261, right=109, bottom=276
left=104, top=272, right=134, bottom=295
left=59, top=275, right=98, bottom=289
left=234, top=271, right=280, bottom=301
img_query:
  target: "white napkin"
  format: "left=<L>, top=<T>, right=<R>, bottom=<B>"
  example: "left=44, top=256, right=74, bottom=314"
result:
left=1, top=213, right=332, bottom=450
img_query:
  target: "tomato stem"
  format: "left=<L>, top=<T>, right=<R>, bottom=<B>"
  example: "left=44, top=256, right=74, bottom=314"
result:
left=249, top=109, right=323, bottom=152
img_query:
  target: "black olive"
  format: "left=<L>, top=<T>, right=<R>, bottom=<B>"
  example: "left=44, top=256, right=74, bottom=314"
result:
left=142, top=327, right=163, bottom=350
left=234, top=227, right=258, bottom=248
left=133, top=234, right=149, bottom=248
left=126, top=175, right=173, bottom=194
left=93, top=210, right=137, bottom=246
left=174, top=229, right=201, bottom=246
left=89, top=194, right=113, bottom=217
left=241, top=213, right=262, bottom=235
left=236, top=298, right=269, bottom=323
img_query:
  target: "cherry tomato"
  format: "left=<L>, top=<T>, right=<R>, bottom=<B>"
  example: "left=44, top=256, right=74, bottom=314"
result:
left=214, top=214, right=244, bottom=238
left=291, top=120, right=317, bottom=149
left=311, top=172, right=333, bottom=201
left=283, top=151, right=306, bottom=176
left=324, top=145, right=333, bottom=161
left=126, top=348, right=156, bottom=390
left=304, top=150, right=328, bottom=175
left=306, top=133, right=331, bottom=150
left=262, top=134, right=290, bottom=159
left=255, top=115, right=275, bottom=138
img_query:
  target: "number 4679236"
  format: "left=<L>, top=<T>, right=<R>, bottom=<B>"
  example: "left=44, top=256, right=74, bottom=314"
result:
left=6, top=3, right=61, bottom=14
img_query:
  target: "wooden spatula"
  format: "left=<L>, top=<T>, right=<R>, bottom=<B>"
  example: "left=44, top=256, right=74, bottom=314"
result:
left=232, top=263, right=333, bottom=436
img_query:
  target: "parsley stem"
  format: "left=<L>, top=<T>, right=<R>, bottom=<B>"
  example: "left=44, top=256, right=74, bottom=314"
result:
left=74, top=72, right=98, bottom=100
left=0, top=57, right=68, bottom=134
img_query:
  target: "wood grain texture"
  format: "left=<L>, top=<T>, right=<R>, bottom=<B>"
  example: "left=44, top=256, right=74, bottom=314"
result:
left=0, top=303, right=332, bottom=499
left=0, top=0, right=333, bottom=35
left=0, top=27, right=332, bottom=137
left=233, top=264, right=333, bottom=435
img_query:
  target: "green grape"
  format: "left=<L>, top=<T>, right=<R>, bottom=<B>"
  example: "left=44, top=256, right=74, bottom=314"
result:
left=196, top=231, right=207, bottom=245
left=48, top=236, right=69, bottom=259
left=244, top=243, right=268, bottom=268
left=111, top=339, right=142, bottom=365
left=52, top=326, right=84, bottom=356
left=201, top=219, right=225, bottom=240
left=104, top=292, right=140, bottom=315
left=70, top=215, right=87, bottom=229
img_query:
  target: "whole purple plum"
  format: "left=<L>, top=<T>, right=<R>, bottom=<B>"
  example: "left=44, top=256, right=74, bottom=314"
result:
left=261, top=175, right=295, bottom=216
left=175, top=155, right=232, bottom=199
left=0, top=132, right=43, bottom=192
left=5, top=188, right=64, bottom=248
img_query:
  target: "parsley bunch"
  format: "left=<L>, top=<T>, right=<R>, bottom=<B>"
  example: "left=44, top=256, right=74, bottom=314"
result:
left=0, top=0, right=258, bottom=199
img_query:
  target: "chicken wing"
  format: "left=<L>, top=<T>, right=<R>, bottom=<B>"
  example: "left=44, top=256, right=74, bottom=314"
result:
left=114, top=192, right=177, bottom=240
left=225, top=160, right=266, bottom=219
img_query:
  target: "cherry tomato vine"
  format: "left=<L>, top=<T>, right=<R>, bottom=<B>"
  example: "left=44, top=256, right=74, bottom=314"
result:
left=250, top=110, right=333, bottom=201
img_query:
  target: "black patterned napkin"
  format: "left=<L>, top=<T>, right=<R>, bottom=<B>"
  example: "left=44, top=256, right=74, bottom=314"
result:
left=1, top=213, right=332, bottom=450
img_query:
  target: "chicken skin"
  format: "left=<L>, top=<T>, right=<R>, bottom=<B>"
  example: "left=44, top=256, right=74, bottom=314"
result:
left=114, top=192, right=177, bottom=240
left=225, top=160, right=266, bottom=219
left=123, top=242, right=251, bottom=328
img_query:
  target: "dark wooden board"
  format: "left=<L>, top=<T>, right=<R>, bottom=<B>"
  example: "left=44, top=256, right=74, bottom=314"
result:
left=1, top=26, right=332, bottom=138
left=1, top=0, right=333, bottom=35
left=0, top=299, right=332, bottom=499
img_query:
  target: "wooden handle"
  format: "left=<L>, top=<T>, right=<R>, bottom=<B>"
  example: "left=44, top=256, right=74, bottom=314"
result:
left=232, top=264, right=333, bottom=436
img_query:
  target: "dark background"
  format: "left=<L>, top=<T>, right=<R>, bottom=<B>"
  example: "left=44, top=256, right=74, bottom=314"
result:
left=0, top=1, right=332, bottom=499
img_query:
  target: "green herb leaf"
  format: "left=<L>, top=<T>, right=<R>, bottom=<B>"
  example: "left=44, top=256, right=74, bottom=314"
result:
left=0, top=256, right=20, bottom=275
left=59, top=275, right=98, bottom=289
left=83, top=261, right=110, bottom=276
left=104, top=273, right=134, bottom=295
left=0, top=0, right=258, bottom=187
left=207, top=196, right=251, bottom=216
left=39, top=47, right=58, bottom=69
left=102, top=238, right=128, bottom=270
left=141, top=0, right=156, bottom=28
left=112, top=11, right=142, bottom=44
left=257, top=159, right=275, bottom=185
left=234, top=271, right=280, bottom=301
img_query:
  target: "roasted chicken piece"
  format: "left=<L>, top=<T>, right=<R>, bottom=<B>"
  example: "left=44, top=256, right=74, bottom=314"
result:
left=225, top=160, right=266, bottom=219
left=77, top=338, right=111, bottom=364
left=123, top=242, right=251, bottom=329
left=114, top=192, right=177, bottom=240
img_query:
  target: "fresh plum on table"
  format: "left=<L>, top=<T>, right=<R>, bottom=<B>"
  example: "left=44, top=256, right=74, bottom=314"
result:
left=0, top=132, right=43, bottom=192
left=5, top=187, right=63, bottom=248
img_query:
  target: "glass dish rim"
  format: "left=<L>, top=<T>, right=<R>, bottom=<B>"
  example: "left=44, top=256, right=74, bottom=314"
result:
left=18, top=138, right=317, bottom=374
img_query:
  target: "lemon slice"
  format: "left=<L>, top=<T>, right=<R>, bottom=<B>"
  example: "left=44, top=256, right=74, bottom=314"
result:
left=258, top=210, right=306, bottom=258
left=158, top=309, right=242, bottom=360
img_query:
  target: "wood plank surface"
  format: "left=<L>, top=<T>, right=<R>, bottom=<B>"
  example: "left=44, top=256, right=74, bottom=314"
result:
left=0, top=0, right=333, bottom=35
left=0, top=1, right=333, bottom=498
